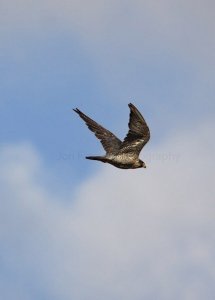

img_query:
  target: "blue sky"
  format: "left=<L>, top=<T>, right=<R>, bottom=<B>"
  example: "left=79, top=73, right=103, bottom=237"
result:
left=1, top=1, right=215, bottom=299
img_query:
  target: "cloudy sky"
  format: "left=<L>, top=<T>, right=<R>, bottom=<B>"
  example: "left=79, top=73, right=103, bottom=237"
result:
left=1, top=1, right=215, bottom=299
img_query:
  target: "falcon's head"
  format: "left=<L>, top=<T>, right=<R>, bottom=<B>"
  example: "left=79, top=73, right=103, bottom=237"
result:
left=135, top=159, right=146, bottom=168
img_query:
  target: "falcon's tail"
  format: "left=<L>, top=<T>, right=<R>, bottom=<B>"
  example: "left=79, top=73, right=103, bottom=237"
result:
left=86, top=156, right=108, bottom=163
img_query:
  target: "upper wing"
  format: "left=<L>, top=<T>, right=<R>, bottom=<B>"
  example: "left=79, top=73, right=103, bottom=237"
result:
left=73, top=108, right=122, bottom=154
left=120, top=103, right=150, bottom=155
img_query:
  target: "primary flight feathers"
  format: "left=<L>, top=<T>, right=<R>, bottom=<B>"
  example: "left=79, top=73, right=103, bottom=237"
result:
left=73, top=103, right=150, bottom=169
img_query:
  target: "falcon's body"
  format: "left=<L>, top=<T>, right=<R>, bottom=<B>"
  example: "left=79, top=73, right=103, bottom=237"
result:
left=73, top=103, right=150, bottom=169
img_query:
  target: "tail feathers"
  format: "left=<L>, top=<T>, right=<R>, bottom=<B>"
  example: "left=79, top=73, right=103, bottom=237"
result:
left=86, top=156, right=107, bottom=163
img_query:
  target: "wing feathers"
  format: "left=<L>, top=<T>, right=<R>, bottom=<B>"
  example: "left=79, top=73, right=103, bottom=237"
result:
left=120, top=103, right=150, bottom=154
left=73, top=108, right=122, bottom=154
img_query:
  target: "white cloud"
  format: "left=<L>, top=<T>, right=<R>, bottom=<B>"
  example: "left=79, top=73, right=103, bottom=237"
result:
left=1, top=0, right=214, bottom=70
left=1, top=0, right=214, bottom=120
left=1, top=121, right=215, bottom=299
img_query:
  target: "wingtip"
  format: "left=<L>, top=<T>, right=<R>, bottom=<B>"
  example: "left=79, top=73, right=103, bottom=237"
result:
left=128, top=103, right=135, bottom=109
left=73, top=108, right=80, bottom=114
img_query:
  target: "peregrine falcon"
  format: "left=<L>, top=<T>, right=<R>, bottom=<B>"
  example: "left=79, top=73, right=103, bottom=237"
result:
left=73, top=103, right=150, bottom=169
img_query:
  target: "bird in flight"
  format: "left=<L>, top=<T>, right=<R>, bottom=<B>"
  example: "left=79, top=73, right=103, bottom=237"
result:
left=73, top=103, right=150, bottom=169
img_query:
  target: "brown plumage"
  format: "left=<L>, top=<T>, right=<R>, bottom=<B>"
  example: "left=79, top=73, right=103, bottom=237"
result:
left=73, top=103, right=150, bottom=169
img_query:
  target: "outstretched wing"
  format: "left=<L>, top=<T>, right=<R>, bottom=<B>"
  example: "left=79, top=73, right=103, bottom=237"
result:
left=120, top=103, right=150, bottom=155
left=73, top=108, right=122, bottom=154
